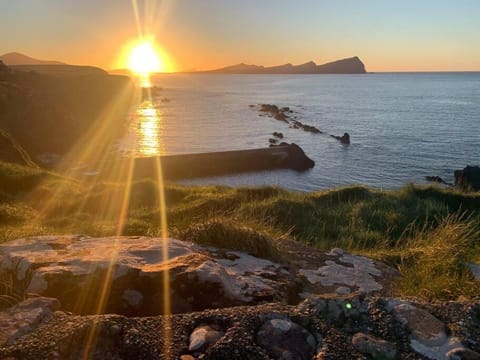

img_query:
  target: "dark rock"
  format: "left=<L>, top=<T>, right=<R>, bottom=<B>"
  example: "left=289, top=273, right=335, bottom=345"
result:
left=272, top=132, right=284, bottom=139
left=274, top=112, right=289, bottom=122
left=292, top=120, right=322, bottom=134
left=301, top=124, right=322, bottom=134
left=454, top=166, right=480, bottom=191
left=258, top=104, right=290, bottom=123
left=256, top=317, right=316, bottom=360
left=269, top=138, right=278, bottom=145
left=282, top=143, right=315, bottom=171
left=331, top=133, right=351, bottom=144
left=352, top=332, right=398, bottom=360
left=260, top=104, right=280, bottom=114
left=426, top=176, right=445, bottom=184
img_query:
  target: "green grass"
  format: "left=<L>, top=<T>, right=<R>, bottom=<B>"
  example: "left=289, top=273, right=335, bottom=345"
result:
left=0, top=161, right=479, bottom=300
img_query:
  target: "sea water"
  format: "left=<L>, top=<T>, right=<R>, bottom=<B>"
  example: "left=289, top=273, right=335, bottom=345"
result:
left=133, top=72, right=480, bottom=192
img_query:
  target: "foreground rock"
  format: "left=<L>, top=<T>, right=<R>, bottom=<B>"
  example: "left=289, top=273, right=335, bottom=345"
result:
left=0, top=236, right=295, bottom=316
left=0, top=236, right=399, bottom=318
left=0, top=236, right=478, bottom=359
left=455, top=165, right=480, bottom=191
left=1, top=296, right=479, bottom=359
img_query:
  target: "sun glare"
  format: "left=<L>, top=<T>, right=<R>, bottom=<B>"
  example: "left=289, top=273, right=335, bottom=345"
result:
left=128, top=40, right=163, bottom=74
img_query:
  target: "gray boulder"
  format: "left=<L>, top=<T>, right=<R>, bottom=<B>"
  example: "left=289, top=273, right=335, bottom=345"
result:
left=0, top=235, right=294, bottom=316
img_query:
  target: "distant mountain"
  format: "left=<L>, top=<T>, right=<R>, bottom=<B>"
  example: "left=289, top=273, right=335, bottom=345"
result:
left=0, top=52, right=64, bottom=65
left=203, top=56, right=366, bottom=74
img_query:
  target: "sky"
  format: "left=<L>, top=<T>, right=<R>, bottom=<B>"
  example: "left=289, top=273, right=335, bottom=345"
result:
left=0, top=0, right=479, bottom=72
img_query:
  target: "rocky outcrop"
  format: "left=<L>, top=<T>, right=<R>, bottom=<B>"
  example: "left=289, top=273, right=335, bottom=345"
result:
left=455, top=166, right=480, bottom=191
left=272, top=131, right=284, bottom=139
left=426, top=175, right=452, bottom=186
left=0, top=235, right=477, bottom=359
left=277, top=143, right=315, bottom=171
left=258, top=104, right=290, bottom=123
left=0, top=235, right=295, bottom=316
left=331, top=132, right=351, bottom=144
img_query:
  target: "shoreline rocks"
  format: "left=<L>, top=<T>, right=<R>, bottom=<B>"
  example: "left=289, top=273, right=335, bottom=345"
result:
left=454, top=165, right=480, bottom=191
left=330, top=132, right=350, bottom=144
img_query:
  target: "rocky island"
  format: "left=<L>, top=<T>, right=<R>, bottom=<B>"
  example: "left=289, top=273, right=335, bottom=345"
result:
left=200, top=56, right=367, bottom=74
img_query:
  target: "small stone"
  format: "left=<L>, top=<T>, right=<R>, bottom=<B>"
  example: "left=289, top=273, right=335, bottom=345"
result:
left=180, top=355, right=195, bottom=360
left=447, top=348, right=480, bottom=360
left=110, top=324, right=121, bottom=336
left=189, top=325, right=224, bottom=351
left=328, top=248, right=344, bottom=256
left=352, top=332, right=398, bottom=360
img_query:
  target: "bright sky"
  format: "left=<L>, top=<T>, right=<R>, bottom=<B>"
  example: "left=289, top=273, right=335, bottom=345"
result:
left=1, top=0, right=479, bottom=72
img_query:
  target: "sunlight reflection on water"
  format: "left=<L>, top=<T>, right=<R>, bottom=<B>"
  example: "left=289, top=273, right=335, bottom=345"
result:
left=124, top=99, right=164, bottom=157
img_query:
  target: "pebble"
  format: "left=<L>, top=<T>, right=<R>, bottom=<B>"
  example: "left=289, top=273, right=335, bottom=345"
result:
left=352, top=332, right=398, bottom=360
left=189, top=325, right=224, bottom=351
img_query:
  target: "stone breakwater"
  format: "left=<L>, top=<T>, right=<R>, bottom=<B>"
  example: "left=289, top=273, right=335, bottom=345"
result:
left=0, top=236, right=479, bottom=359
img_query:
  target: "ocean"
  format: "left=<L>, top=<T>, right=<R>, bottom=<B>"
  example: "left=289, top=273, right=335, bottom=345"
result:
left=122, top=72, right=480, bottom=192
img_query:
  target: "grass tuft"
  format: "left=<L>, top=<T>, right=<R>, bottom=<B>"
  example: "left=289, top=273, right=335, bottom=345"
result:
left=175, top=220, right=281, bottom=261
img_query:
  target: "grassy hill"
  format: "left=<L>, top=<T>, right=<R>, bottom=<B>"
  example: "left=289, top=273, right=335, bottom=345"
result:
left=0, top=160, right=478, bottom=300
left=0, top=62, right=135, bottom=159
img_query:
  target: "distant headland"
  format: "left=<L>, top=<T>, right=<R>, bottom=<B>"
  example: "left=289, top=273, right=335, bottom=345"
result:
left=1, top=52, right=367, bottom=75
left=199, top=56, right=367, bottom=74
left=0, top=52, right=64, bottom=66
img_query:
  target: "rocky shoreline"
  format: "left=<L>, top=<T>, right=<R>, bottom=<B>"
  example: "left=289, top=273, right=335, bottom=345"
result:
left=251, top=104, right=351, bottom=147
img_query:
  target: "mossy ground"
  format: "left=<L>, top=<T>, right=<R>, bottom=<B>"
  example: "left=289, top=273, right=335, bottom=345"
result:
left=0, top=161, right=479, bottom=302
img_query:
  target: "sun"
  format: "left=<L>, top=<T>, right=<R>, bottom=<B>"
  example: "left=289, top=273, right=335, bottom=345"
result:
left=128, top=40, right=164, bottom=75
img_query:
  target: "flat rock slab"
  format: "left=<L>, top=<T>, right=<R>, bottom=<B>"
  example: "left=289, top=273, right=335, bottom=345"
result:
left=282, top=243, right=398, bottom=297
left=0, top=236, right=294, bottom=316
left=392, top=302, right=447, bottom=347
